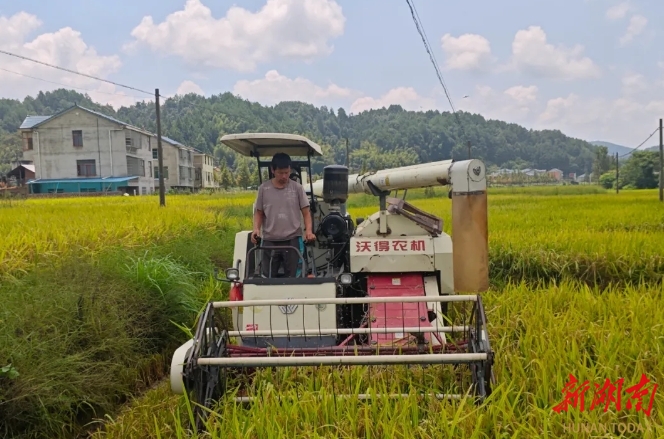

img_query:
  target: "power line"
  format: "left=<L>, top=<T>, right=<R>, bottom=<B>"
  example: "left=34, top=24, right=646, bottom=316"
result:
left=619, top=127, right=659, bottom=158
left=404, top=0, right=469, bottom=146
left=0, top=67, right=150, bottom=101
left=0, top=49, right=153, bottom=96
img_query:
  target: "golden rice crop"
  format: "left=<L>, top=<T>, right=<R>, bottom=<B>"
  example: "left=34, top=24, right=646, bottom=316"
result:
left=0, top=193, right=255, bottom=281
left=2, top=185, right=663, bottom=438
left=2, top=186, right=662, bottom=284
left=93, top=280, right=664, bottom=439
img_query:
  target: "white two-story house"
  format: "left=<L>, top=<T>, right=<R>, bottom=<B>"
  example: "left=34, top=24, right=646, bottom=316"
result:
left=20, top=104, right=155, bottom=195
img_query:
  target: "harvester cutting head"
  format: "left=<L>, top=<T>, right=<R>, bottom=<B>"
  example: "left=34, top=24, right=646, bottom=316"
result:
left=170, top=133, right=494, bottom=431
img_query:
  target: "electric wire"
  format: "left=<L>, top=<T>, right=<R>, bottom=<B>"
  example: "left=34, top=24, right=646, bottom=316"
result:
left=618, top=127, right=659, bottom=158
left=0, top=67, right=150, bottom=100
left=404, top=0, right=469, bottom=146
left=0, top=49, right=154, bottom=96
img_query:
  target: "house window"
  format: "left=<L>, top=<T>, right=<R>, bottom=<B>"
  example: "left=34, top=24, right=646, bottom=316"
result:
left=77, top=159, right=96, bottom=177
left=23, top=133, right=33, bottom=151
left=148, top=161, right=152, bottom=177
left=154, top=166, right=169, bottom=179
left=152, top=148, right=158, bottom=159
left=126, top=137, right=133, bottom=147
left=72, top=130, right=83, bottom=147
left=126, top=156, right=146, bottom=177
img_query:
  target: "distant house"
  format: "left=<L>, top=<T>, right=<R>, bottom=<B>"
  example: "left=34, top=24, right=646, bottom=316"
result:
left=5, top=162, right=35, bottom=187
left=152, top=136, right=198, bottom=191
left=576, top=173, right=590, bottom=183
left=194, top=152, right=217, bottom=189
left=547, top=168, right=563, bottom=181
left=19, top=104, right=213, bottom=195
left=19, top=104, right=155, bottom=195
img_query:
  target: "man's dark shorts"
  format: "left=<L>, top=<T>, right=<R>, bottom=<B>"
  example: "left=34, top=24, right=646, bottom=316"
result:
left=260, top=237, right=303, bottom=278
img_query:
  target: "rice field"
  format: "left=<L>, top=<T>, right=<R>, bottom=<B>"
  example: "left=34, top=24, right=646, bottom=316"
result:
left=1, top=186, right=663, bottom=438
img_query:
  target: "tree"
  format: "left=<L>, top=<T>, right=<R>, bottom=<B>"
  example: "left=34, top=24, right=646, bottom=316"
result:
left=216, top=162, right=232, bottom=189
left=592, top=146, right=611, bottom=182
left=620, top=151, right=660, bottom=189
left=0, top=87, right=603, bottom=176
left=222, top=166, right=234, bottom=189
left=235, top=159, right=252, bottom=189
left=0, top=131, right=22, bottom=176
left=599, top=171, right=621, bottom=189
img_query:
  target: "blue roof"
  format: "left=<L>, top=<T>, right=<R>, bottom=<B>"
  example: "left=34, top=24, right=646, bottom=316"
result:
left=20, top=115, right=52, bottom=129
left=27, top=176, right=138, bottom=184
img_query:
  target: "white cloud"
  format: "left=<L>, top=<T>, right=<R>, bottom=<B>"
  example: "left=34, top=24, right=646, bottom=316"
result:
left=457, top=84, right=540, bottom=124
left=606, top=2, right=630, bottom=20
left=440, top=33, right=493, bottom=72
left=0, top=11, right=138, bottom=109
left=349, top=87, right=437, bottom=114
left=508, top=26, right=601, bottom=80
left=232, top=72, right=434, bottom=114
left=621, top=72, right=647, bottom=95
left=232, top=70, right=358, bottom=106
left=176, top=80, right=204, bottom=96
left=125, top=0, right=345, bottom=72
left=619, top=14, right=647, bottom=46
left=537, top=93, right=664, bottom=146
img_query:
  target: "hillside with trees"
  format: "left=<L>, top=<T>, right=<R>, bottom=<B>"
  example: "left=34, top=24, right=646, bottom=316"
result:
left=1, top=88, right=601, bottom=178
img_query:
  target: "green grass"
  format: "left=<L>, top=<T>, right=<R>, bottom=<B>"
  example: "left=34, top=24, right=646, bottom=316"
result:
left=1, top=185, right=663, bottom=438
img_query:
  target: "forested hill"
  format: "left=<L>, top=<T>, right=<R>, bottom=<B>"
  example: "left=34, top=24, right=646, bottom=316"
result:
left=1, top=88, right=596, bottom=175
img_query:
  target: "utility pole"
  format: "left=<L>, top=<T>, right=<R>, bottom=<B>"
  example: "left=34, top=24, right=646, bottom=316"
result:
left=659, top=118, right=663, bottom=202
left=155, top=88, right=165, bottom=207
left=615, top=152, right=619, bottom=194
left=467, top=140, right=471, bottom=160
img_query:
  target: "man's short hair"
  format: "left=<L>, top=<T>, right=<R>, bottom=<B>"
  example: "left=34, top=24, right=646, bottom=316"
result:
left=271, top=152, right=292, bottom=170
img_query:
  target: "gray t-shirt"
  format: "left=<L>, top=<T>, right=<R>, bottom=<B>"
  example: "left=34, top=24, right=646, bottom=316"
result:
left=255, top=179, right=309, bottom=241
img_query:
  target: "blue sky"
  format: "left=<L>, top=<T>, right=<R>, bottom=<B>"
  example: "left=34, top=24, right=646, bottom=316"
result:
left=0, top=0, right=662, bottom=147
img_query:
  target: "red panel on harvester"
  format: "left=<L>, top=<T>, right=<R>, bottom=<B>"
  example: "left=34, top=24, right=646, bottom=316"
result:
left=367, top=273, right=432, bottom=345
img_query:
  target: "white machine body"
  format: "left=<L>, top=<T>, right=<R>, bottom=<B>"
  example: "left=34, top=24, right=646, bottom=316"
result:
left=170, top=134, right=489, bottom=395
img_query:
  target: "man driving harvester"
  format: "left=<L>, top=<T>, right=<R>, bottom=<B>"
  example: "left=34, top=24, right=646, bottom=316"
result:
left=251, top=152, right=316, bottom=278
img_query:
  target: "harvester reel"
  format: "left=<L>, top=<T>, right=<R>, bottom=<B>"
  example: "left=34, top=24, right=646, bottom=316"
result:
left=183, top=304, right=230, bottom=432
left=468, top=296, right=495, bottom=402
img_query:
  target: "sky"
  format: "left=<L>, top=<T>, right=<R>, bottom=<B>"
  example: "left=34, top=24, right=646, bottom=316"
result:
left=0, top=0, right=662, bottom=147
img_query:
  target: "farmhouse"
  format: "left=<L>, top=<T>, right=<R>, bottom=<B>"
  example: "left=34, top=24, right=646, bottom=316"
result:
left=4, top=161, right=35, bottom=187
left=193, top=152, right=216, bottom=189
left=18, top=104, right=217, bottom=195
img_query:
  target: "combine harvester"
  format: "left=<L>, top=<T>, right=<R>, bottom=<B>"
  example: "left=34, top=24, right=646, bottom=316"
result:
left=170, top=133, right=494, bottom=430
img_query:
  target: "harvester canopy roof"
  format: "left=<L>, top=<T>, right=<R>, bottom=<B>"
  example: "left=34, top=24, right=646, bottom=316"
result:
left=219, top=133, right=323, bottom=158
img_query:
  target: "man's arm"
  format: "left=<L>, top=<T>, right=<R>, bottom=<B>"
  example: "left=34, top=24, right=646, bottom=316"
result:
left=301, top=206, right=313, bottom=235
left=252, top=187, right=264, bottom=243
left=299, top=184, right=315, bottom=241
left=253, top=209, right=264, bottom=234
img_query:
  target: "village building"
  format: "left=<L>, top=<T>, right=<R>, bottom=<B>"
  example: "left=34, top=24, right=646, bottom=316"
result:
left=17, top=104, right=216, bottom=195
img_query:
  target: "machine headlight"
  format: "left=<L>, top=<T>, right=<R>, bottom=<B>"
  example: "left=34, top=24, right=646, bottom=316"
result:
left=339, top=273, right=353, bottom=285
left=225, top=268, right=239, bottom=281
